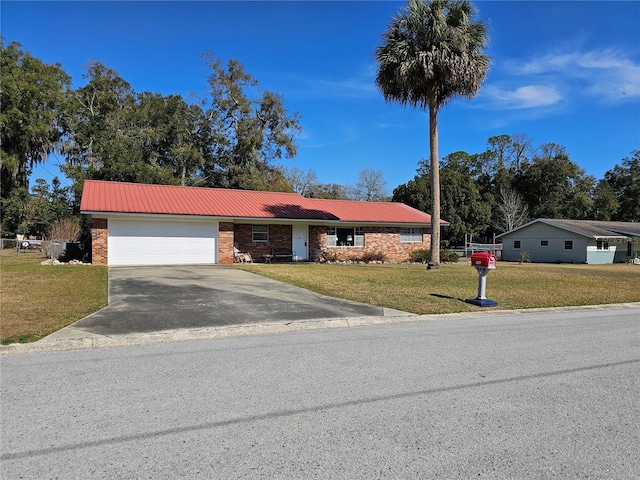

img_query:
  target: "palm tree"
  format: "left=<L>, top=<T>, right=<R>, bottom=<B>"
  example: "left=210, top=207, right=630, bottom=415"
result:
left=375, top=0, right=490, bottom=269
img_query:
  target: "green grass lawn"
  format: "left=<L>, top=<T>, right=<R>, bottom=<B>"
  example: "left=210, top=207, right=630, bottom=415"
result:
left=0, top=253, right=108, bottom=344
left=1, top=254, right=638, bottom=345
left=236, top=262, right=640, bottom=314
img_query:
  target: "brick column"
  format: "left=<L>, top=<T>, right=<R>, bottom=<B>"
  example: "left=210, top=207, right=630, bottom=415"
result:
left=218, top=222, right=234, bottom=264
left=91, top=218, right=108, bottom=265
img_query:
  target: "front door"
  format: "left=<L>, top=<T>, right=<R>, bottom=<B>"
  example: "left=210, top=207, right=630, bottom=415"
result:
left=292, top=224, right=309, bottom=261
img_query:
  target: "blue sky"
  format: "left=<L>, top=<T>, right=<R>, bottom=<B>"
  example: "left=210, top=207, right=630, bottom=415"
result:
left=3, top=1, right=640, bottom=195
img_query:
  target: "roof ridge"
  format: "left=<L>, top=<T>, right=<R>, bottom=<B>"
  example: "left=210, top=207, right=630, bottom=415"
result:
left=307, top=197, right=405, bottom=205
left=85, top=179, right=305, bottom=198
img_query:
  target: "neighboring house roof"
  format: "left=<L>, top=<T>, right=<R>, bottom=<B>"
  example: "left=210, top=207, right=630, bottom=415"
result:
left=496, top=218, right=636, bottom=240
left=80, top=180, right=445, bottom=225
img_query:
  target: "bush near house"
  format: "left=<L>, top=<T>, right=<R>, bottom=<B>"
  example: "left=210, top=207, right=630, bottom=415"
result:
left=359, top=250, right=387, bottom=263
left=409, top=249, right=459, bottom=263
left=318, top=249, right=387, bottom=263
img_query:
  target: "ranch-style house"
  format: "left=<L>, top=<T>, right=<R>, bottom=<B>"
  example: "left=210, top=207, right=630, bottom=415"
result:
left=80, top=180, right=447, bottom=266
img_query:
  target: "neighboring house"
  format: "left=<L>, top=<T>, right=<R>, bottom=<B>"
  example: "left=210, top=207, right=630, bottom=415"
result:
left=496, top=218, right=640, bottom=264
left=80, top=180, right=447, bottom=266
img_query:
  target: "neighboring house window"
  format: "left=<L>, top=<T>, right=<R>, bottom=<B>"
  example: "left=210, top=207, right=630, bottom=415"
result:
left=597, top=240, right=609, bottom=250
left=327, top=226, right=364, bottom=247
left=252, top=225, right=268, bottom=242
left=513, top=240, right=521, bottom=249
left=540, top=240, right=549, bottom=247
left=628, top=242, right=633, bottom=257
left=564, top=240, right=573, bottom=250
left=401, top=227, right=423, bottom=243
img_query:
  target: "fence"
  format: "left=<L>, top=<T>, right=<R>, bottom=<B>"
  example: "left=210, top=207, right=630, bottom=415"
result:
left=1, top=238, right=89, bottom=262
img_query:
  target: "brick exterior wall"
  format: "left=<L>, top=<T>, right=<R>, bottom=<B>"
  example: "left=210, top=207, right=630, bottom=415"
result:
left=233, top=224, right=292, bottom=261
left=360, top=227, right=431, bottom=262
left=91, top=218, right=108, bottom=265
left=218, top=222, right=234, bottom=264
left=92, top=218, right=429, bottom=265
left=309, top=225, right=327, bottom=261
left=233, top=224, right=430, bottom=263
left=318, top=226, right=431, bottom=263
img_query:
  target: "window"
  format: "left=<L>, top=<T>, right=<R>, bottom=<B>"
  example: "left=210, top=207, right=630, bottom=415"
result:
left=628, top=242, right=633, bottom=257
left=513, top=240, right=521, bottom=249
left=401, top=227, right=423, bottom=243
left=564, top=240, right=573, bottom=250
left=540, top=240, right=549, bottom=247
left=596, top=240, right=609, bottom=250
left=252, top=225, right=268, bottom=242
left=327, top=226, right=364, bottom=247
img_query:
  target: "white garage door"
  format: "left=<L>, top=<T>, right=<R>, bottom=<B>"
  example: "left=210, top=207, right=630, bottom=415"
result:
left=108, top=219, right=218, bottom=266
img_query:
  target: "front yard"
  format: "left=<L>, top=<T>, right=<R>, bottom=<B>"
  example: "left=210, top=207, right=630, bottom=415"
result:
left=1, top=254, right=638, bottom=344
left=236, top=261, right=640, bottom=314
left=1, top=253, right=108, bottom=344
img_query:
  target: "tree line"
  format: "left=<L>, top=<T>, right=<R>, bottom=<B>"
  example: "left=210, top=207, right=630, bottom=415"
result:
left=1, top=36, right=637, bottom=244
left=392, top=135, right=639, bottom=245
left=1, top=40, right=389, bottom=238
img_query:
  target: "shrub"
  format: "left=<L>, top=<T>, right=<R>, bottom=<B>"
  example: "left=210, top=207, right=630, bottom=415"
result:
left=408, top=248, right=430, bottom=263
left=408, top=248, right=459, bottom=263
left=47, top=218, right=81, bottom=242
left=44, top=219, right=82, bottom=259
left=519, top=250, right=531, bottom=263
left=440, top=250, right=460, bottom=263
left=359, top=250, right=387, bottom=263
left=320, top=249, right=344, bottom=263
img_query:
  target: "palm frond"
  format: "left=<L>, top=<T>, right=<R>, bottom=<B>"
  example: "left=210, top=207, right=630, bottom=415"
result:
left=374, top=0, right=490, bottom=110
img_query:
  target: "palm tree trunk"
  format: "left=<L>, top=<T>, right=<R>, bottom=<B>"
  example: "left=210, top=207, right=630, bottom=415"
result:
left=428, top=100, right=441, bottom=270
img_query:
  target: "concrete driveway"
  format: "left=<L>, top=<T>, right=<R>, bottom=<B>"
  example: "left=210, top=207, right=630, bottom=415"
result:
left=70, top=266, right=409, bottom=336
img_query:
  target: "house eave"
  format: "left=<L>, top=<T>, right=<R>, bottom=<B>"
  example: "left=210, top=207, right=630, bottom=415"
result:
left=82, top=210, right=437, bottom=227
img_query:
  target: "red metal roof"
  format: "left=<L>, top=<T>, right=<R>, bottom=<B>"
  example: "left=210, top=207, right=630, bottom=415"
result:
left=80, top=180, right=441, bottom=225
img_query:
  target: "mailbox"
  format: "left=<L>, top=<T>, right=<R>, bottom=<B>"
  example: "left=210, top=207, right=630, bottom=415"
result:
left=466, top=252, right=498, bottom=307
left=470, top=252, right=497, bottom=269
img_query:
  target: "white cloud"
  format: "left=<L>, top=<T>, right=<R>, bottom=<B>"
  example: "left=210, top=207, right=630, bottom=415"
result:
left=483, top=84, right=562, bottom=109
left=512, top=53, right=576, bottom=75
left=506, top=48, right=640, bottom=102
left=315, top=77, right=377, bottom=98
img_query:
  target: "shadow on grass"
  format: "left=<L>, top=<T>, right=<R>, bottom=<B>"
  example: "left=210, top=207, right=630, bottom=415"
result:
left=430, top=293, right=468, bottom=304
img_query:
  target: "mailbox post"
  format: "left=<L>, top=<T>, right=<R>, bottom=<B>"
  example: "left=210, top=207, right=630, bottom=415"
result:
left=465, top=252, right=498, bottom=307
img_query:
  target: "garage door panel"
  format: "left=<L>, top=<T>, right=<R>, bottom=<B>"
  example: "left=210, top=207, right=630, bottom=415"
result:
left=109, top=219, right=217, bottom=266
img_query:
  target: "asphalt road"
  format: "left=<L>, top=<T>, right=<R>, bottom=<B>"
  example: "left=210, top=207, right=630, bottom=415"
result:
left=1, top=306, right=639, bottom=479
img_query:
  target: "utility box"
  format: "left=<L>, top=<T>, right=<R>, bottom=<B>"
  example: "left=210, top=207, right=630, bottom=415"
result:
left=471, top=252, right=497, bottom=269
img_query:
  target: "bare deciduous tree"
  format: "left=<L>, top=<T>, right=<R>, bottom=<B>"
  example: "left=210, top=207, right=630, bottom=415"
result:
left=493, top=186, right=529, bottom=233
left=285, top=167, right=318, bottom=197
left=353, top=167, right=388, bottom=201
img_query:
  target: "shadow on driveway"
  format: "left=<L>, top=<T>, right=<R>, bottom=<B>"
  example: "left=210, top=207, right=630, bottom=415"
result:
left=73, top=266, right=399, bottom=335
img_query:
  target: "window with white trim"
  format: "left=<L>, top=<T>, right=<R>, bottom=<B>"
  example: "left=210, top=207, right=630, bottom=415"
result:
left=327, top=226, right=364, bottom=247
left=596, top=240, right=609, bottom=250
left=540, top=240, right=549, bottom=248
left=513, top=240, right=521, bottom=249
left=400, top=227, right=423, bottom=243
left=252, top=225, right=268, bottom=242
left=564, top=240, right=573, bottom=250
